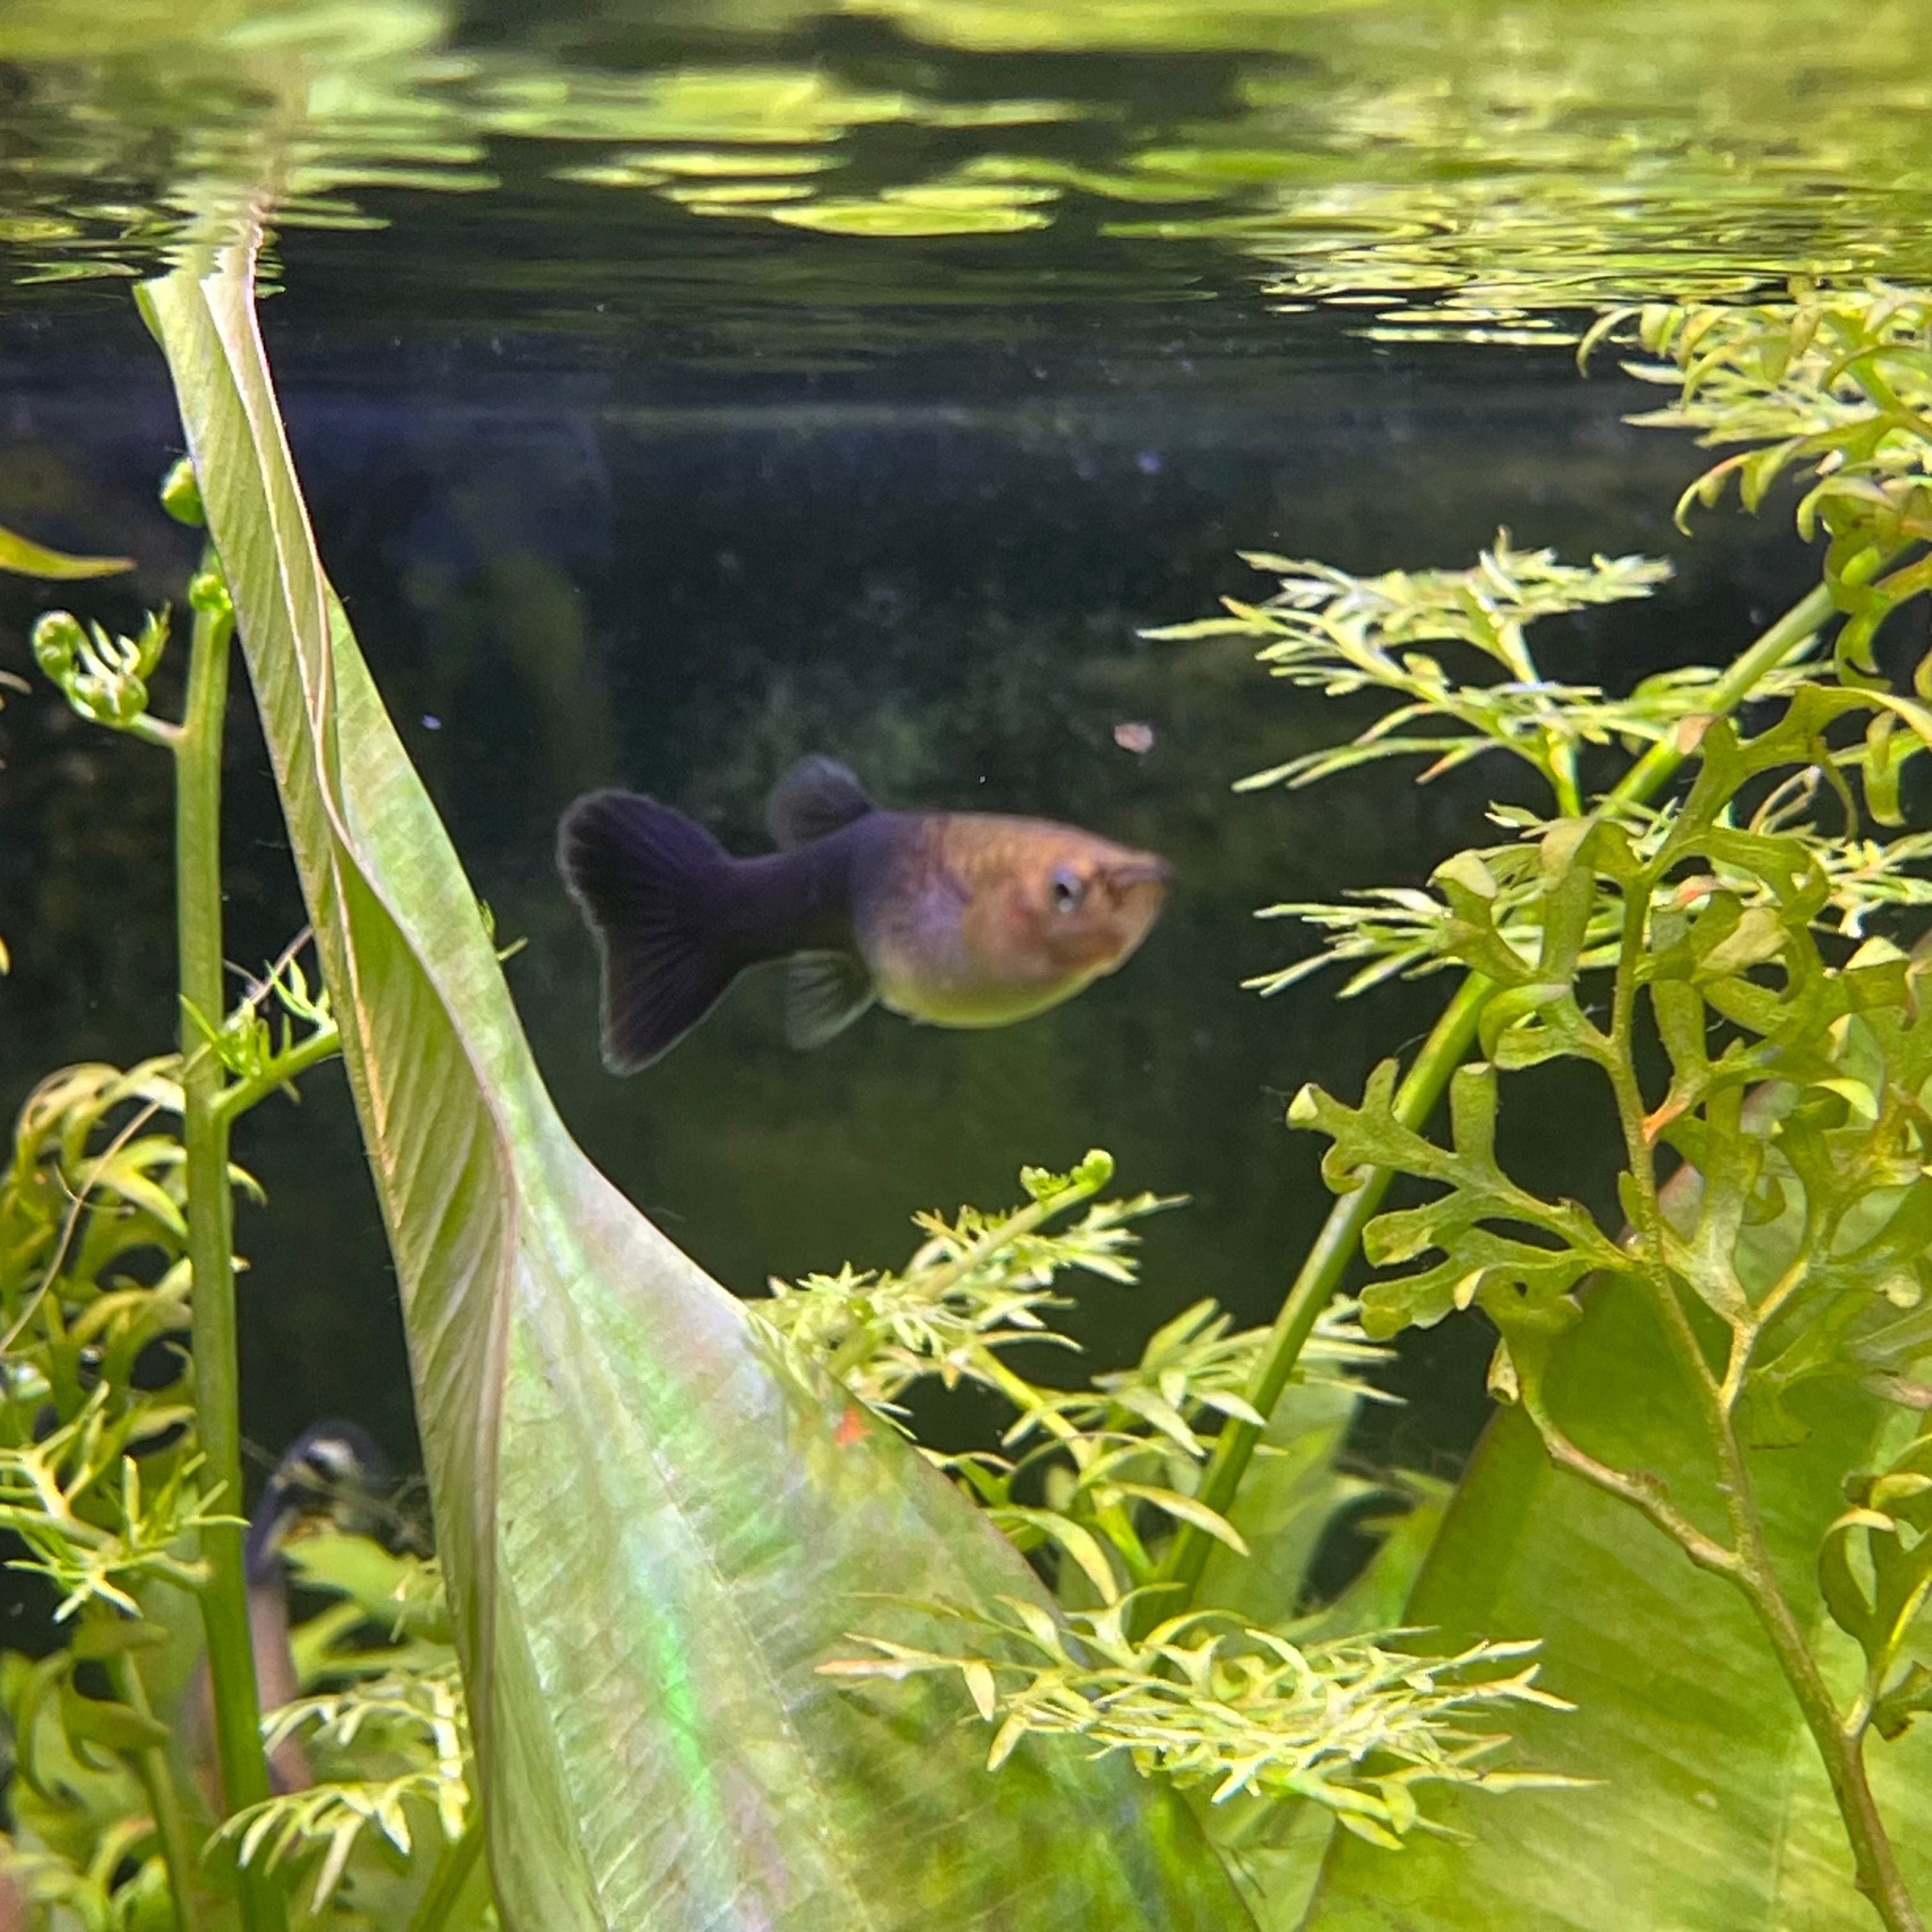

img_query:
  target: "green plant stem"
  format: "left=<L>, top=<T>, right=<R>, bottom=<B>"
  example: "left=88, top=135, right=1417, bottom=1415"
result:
left=1729, top=1436, right=1920, bottom=1926
left=1566, top=664, right=1920, bottom=1931
left=175, top=558, right=286, bottom=1932
left=211, top=1020, right=342, bottom=1123
left=109, top=1650, right=201, bottom=1932
left=1140, top=971, right=1492, bottom=1628
left=404, top=1809, right=487, bottom=1932
left=1144, top=577, right=1837, bottom=1630
left=1746, top=1561, right=1924, bottom=1924
left=1521, top=1308, right=1922, bottom=1928
left=976, top=1354, right=1156, bottom=1584
left=1622, top=1125, right=1919, bottom=1922
left=1609, top=582, right=1836, bottom=806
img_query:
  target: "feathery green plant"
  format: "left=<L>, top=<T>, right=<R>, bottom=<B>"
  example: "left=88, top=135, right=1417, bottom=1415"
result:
left=11, top=243, right=1932, bottom=1932
left=0, top=493, right=488, bottom=1929
left=1150, top=280, right=1932, bottom=1929
left=760, top=1151, right=1567, bottom=1850
left=825, top=1607, right=1574, bottom=1845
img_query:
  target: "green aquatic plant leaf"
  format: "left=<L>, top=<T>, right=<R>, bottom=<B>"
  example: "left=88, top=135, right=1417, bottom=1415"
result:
left=140, top=236, right=1251, bottom=1932
left=824, top=1600, right=1574, bottom=1835
left=1297, top=1278, right=1932, bottom=1931
left=0, top=521, right=132, bottom=579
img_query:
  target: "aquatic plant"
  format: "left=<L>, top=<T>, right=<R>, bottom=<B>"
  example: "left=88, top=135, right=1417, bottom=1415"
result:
left=1132, top=282, right=1932, bottom=1929
left=0, top=231, right=1607, bottom=1929
left=129, top=227, right=1251, bottom=1932
left=3, top=52, right=1931, bottom=1923
left=779, top=1156, right=1577, bottom=1852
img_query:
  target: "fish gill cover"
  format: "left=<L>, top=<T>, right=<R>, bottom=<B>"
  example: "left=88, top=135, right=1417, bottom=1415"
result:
left=0, top=0, right=1929, bottom=346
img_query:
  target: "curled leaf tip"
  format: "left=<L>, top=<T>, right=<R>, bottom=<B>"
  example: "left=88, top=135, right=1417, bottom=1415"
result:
left=160, top=456, right=206, bottom=527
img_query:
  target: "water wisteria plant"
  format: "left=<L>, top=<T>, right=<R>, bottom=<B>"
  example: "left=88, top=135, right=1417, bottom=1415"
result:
left=1144, top=283, right=1932, bottom=1931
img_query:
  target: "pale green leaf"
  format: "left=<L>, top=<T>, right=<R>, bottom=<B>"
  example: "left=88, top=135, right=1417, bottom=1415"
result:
left=141, top=239, right=1250, bottom=1932
left=1300, top=1278, right=1932, bottom=1930
left=0, top=521, right=132, bottom=581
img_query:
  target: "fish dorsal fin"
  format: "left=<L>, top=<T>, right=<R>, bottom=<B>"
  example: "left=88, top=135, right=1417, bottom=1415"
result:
left=766, top=755, right=875, bottom=850
left=785, top=950, right=875, bottom=1050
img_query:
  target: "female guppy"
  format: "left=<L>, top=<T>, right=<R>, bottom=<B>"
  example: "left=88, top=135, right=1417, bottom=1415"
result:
left=558, top=755, right=1170, bottom=1071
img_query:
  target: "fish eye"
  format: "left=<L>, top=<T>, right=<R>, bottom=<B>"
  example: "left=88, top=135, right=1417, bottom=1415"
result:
left=1048, top=866, right=1086, bottom=914
left=303, top=1438, right=358, bottom=1482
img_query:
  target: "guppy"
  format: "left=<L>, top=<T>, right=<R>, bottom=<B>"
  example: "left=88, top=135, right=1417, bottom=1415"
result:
left=558, top=755, right=1170, bottom=1071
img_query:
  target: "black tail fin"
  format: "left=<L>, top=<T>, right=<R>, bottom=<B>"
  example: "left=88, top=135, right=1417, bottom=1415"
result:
left=557, top=790, right=739, bottom=1073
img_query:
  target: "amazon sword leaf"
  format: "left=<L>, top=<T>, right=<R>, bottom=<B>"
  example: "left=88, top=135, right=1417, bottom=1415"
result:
left=138, top=239, right=1251, bottom=1932
left=1298, top=1261, right=1932, bottom=1929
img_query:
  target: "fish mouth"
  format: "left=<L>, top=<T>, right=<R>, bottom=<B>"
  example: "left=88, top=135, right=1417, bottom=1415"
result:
left=1105, top=855, right=1172, bottom=894
left=1100, top=854, right=1172, bottom=958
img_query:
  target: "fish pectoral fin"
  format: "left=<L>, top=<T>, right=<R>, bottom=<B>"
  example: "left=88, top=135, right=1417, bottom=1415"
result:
left=785, top=950, right=875, bottom=1050
left=766, top=755, right=875, bottom=850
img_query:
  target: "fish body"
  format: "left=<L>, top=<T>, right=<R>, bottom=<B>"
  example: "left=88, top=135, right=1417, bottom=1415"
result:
left=558, top=756, right=1170, bottom=1071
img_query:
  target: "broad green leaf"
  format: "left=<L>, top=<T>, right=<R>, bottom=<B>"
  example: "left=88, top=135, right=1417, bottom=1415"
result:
left=1299, top=1275, right=1932, bottom=1931
left=141, top=241, right=1251, bottom=1932
left=0, top=521, right=132, bottom=580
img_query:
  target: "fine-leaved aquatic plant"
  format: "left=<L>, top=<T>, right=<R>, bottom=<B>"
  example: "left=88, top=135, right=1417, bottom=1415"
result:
left=774, top=1151, right=1573, bottom=1853
left=1, top=503, right=494, bottom=1929
left=9, top=231, right=1433, bottom=1932
left=7, top=321, right=1233, bottom=1932
left=0, top=401, right=1575, bottom=1925
left=1142, top=282, right=1932, bottom=1932
left=199, top=1149, right=1561, bottom=1918
left=12, top=210, right=1932, bottom=1932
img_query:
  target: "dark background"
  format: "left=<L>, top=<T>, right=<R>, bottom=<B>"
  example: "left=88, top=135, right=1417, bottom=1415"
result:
left=0, top=271, right=1820, bottom=1501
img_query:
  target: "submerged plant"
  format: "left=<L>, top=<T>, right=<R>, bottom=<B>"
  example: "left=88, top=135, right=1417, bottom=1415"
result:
left=827, top=1606, right=1568, bottom=1838
left=9, top=225, right=1268, bottom=1932
left=6, top=120, right=1932, bottom=1932
left=1137, top=281, right=1932, bottom=1930
left=0, top=989, right=483, bottom=1926
left=759, top=1150, right=1561, bottom=1847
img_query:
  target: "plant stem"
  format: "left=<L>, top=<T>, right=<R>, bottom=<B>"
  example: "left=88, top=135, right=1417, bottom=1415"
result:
left=175, top=556, right=286, bottom=1932
left=109, top=1650, right=201, bottom=1932
left=1606, top=583, right=1836, bottom=809
left=1516, top=1395, right=1740, bottom=1577
left=211, top=1020, right=342, bottom=1124
left=975, top=1353, right=1156, bottom=1584
left=1146, top=578, right=1836, bottom=1630
left=1140, top=972, right=1493, bottom=1629
left=1731, top=1455, right=1922, bottom=1928
left=1521, top=1317, right=1919, bottom=1927
left=1664, top=1257, right=1920, bottom=1925
left=1590, top=675, right=1919, bottom=1930
left=404, top=1810, right=487, bottom=1932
